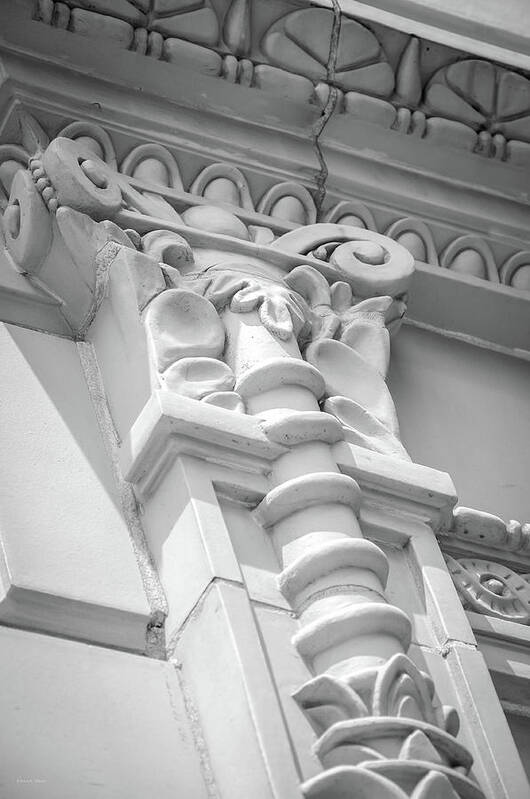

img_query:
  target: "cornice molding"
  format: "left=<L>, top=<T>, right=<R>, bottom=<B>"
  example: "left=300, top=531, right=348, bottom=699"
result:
left=0, top=97, right=528, bottom=354
left=315, top=0, right=530, bottom=72
left=445, top=507, right=530, bottom=553
left=29, top=0, right=530, bottom=170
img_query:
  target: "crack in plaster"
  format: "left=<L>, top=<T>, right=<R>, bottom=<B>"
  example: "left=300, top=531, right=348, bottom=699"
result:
left=415, top=639, right=478, bottom=658
left=166, top=576, right=245, bottom=655
left=166, top=576, right=296, bottom=655
left=312, top=0, right=342, bottom=218
left=77, top=341, right=169, bottom=659
left=168, top=664, right=221, bottom=799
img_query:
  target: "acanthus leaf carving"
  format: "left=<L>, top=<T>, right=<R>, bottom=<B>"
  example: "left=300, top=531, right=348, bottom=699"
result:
left=223, top=0, right=251, bottom=58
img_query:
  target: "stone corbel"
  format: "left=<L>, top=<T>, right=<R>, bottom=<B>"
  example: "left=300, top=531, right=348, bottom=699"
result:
left=2, top=127, right=414, bottom=462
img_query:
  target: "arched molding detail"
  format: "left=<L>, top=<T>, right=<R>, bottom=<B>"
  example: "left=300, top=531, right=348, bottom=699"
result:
left=120, top=143, right=184, bottom=190
left=190, top=163, right=254, bottom=210
left=386, top=217, right=439, bottom=265
left=258, top=181, right=316, bottom=225
left=440, top=234, right=498, bottom=282
left=500, top=250, right=530, bottom=292
left=324, top=201, right=377, bottom=231
left=58, top=121, right=117, bottom=168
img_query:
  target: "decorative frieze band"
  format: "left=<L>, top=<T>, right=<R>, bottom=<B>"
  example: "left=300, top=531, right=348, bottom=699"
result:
left=2, top=112, right=530, bottom=293
left=439, top=507, right=530, bottom=626
left=34, top=1, right=530, bottom=171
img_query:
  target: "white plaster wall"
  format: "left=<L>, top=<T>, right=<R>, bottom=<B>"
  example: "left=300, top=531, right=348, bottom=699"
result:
left=0, top=626, right=209, bottom=799
left=388, top=325, right=530, bottom=521
left=506, top=714, right=530, bottom=783
left=0, top=323, right=150, bottom=647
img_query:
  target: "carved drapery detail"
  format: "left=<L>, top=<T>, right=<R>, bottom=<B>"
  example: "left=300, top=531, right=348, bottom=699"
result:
left=1, top=123, right=486, bottom=799
left=35, top=1, right=530, bottom=170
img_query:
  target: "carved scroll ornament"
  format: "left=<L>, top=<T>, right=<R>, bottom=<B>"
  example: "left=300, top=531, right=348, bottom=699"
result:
left=1, top=127, right=486, bottom=799
left=1, top=126, right=416, bottom=461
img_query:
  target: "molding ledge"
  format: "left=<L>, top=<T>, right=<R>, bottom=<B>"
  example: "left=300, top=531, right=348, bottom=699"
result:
left=316, top=0, right=530, bottom=71
left=122, top=390, right=458, bottom=537
left=26, top=0, right=530, bottom=164
left=1, top=7, right=529, bottom=360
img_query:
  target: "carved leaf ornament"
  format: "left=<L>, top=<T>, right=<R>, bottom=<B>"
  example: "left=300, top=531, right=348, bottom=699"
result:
left=425, top=60, right=530, bottom=141
left=68, top=0, right=220, bottom=45
left=150, top=0, right=219, bottom=45
left=261, top=9, right=394, bottom=97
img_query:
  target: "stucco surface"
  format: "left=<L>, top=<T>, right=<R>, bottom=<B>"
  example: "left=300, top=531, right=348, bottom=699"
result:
left=389, top=325, right=530, bottom=521
left=0, top=626, right=208, bottom=799
left=0, top=323, right=149, bottom=618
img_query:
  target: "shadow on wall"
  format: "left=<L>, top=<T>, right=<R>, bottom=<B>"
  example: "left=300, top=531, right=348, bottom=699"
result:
left=388, top=324, right=530, bottom=522
left=0, top=322, right=119, bottom=504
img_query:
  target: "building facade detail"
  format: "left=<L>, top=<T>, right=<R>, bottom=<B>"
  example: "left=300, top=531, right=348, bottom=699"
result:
left=2, top=112, right=529, bottom=300
left=2, top=123, right=492, bottom=798
left=36, top=1, right=530, bottom=172
left=0, top=4, right=529, bottom=798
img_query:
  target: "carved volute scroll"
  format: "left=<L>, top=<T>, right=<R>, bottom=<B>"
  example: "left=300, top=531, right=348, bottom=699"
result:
left=1, top=128, right=414, bottom=452
left=6, top=110, right=530, bottom=304
left=0, top=128, right=487, bottom=799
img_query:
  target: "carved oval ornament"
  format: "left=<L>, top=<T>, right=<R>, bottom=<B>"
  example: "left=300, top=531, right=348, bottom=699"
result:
left=145, top=288, right=226, bottom=371
left=446, top=555, right=530, bottom=624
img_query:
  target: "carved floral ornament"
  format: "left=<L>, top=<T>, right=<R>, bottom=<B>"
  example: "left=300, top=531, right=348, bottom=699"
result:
left=2, top=114, right=528, bottom=292
left=445, top=555, right=530, bottom=624
left=441, top=507, right=530, bottom=625
left=1, top=120, right=492, bottom=799
left=35, top=0, right=530, bottom=168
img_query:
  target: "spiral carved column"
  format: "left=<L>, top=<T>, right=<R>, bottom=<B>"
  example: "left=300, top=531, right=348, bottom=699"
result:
left=223, top=291, right=482, bottom=798
left=5, top=123, right=486, bottom=796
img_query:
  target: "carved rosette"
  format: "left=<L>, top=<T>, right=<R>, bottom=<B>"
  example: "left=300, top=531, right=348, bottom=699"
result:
left=1, top=127, right=485, bottom=799
left=445, top=555, right=530, bottom=624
